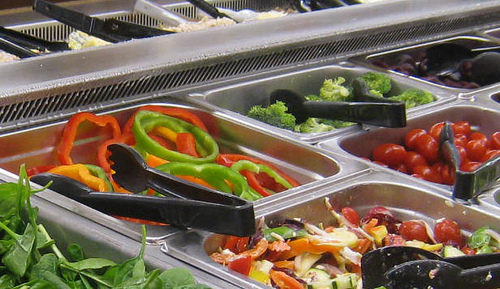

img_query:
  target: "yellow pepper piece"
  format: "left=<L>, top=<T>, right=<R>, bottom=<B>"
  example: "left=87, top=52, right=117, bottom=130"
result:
left=151, top=126, right=178, bottom=143
left=49, top=164, right=109, bottom=192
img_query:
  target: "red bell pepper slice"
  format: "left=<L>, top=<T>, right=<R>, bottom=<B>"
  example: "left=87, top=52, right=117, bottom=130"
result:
left=216, top=154, right=299, bottom=186
left=27, top=165, right=57, bottom=177
left=176, top=132, right=200, bottom=157
left=58, top=112, right=121, bottom=166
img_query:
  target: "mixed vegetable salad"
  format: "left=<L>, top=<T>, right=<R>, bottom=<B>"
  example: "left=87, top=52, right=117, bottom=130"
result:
left=247, top=72, right=435, bottom=133
left=0, top=165, right=209, bottom=288
left=27, top=105, right=300, bottom=216
left=210, top=197, right=500, bottom=288
left=369, top=120, right=500, bottom=185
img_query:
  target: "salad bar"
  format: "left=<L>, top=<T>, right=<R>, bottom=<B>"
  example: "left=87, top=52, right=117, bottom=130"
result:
left=0, top=0, right=500, bottom=288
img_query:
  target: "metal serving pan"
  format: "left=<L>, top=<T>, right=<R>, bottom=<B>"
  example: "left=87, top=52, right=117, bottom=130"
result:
left=0, top=97, right=364, bottom=242
left=185, top=62, right=451, bottom=144
left=351, top=35, right=500, bottom=92
left=158, top=170, right=500, bottom=288
left=0, top=171, right=230, bottom=288
left=318, top=91, right=500, bottom=196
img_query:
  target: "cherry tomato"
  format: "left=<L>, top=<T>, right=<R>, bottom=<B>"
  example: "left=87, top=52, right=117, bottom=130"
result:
left=434, top=219, right=462, bottom=246
left=429, top=122, right=446, bottom=141
left=434, top=163, right=455, bottom=185
left=460, top=161, right=482, bottom=172
left=405, top=129, right=427, bottom=150
left=404, top=151, right=428, bottom=173
left=491, top=132, right=500, bottom=149
left=394, top=163, right=408, bottom=173
left=469, top=132, right=488, bottom=145
left=481, top=149, right=500, bottom=162
left=454, top=121, right=471, bottom=136
left=399, top=221, right=430, bottom=242
left=465, top=139, right=487, bottom=162
left=412, top=165, right=442, bottom=184
left=454, top=134, right=468, bottom=148
left=456, top=145, right=469, bottom=164
left=341, top=207, right=360, bottom=226
left=414, top=133, right=439, bottom=163
left=372, top=143, right=407, bottom=168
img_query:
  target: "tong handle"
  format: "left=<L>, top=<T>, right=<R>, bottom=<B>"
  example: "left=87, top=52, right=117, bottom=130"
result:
left=0, top=26, right=68, bottom=52
left=31, top=173, right=255, bottom=236
left=186, top=0, right=238, bottom=22
left=83, top=192, right=255, bottom=236
left=34, top=0, right=169, bottom=43
left=0, top=37, right=38, bottom=58
left=33, top=0, right=124, bottom=43
left=101, top=19, right=172, bottom=39
left=303, top=100, right=406, bottom=127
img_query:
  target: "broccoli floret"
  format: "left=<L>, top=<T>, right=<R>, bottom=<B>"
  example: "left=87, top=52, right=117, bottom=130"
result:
left=294, top=118, right=335, bottom=133
left=318, top=77, right=352, bottom=101
left=247, top=101, right=296, bottom=130
left=358, top=72, right=392, bottom=95
left=388, top=88, right=435, bottom=108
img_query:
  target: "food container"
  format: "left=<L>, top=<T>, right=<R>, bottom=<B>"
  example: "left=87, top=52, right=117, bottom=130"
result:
left=0, top=170, right=230, bottom=288
left=158, top=170, right=500, bottom=288
left=318, top=92, right=500, bottom=195
left=0, top=98, right=362, bottom=241
left=351, top=36, right=500, bottom=91
left=186, top=62, right=450, bottom=144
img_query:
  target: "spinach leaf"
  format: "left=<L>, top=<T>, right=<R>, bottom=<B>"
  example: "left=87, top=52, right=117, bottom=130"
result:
left=2, top=223, right=36, bottom=277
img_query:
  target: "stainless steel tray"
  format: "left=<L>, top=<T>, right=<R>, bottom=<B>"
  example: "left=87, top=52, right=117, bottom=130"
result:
left=0, top=171, right=231, bottom=288
left=185, top=62, right=453, bottom=144
left=318, top=91, right=500, bottom=195
left=158, top=170, right=500, bottom=288
left=0, top=97, right=366, bottom=242
left=351, top=35, right=500, bottom=92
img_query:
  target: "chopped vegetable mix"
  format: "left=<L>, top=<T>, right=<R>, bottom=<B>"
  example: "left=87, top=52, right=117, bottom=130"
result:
left=210, top=198, right=500, bottom=288
left=0, top=165, right=210, bottom=288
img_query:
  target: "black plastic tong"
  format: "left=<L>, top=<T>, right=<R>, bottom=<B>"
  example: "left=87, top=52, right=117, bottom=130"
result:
left=33, top=0, right=172, bottom=43
left=0, top=26, right=69, bottom=59
left=439, top=122, right=500, bottom=201
left=269, top=78, right=406, bottom=128
left=361, top=246, right=500, bottom=289
left=31, top=144, right=256, bottom=237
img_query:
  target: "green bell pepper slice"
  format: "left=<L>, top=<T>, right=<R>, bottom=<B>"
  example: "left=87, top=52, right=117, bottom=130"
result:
left=155, top=162, right=262, bottom=201
left=132, top=110, right=219, bottom=163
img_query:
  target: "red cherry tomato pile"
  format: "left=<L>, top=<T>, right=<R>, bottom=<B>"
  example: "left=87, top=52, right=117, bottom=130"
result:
left=370, top=121, right=500, bottom=185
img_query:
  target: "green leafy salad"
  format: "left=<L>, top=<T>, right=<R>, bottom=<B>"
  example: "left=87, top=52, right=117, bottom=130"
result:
left=247, top=72, right=435, bottom=133
left=0, top=165, right=210, bottom=289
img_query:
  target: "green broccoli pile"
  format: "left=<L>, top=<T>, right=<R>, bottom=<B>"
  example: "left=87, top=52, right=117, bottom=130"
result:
left=246, top=72, right=435, bottom=133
